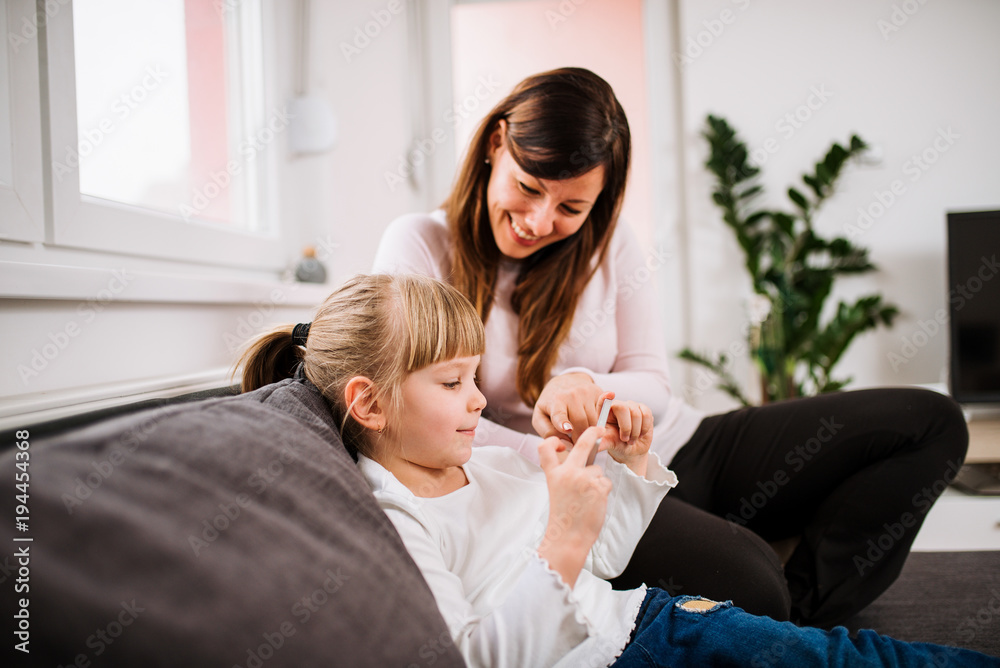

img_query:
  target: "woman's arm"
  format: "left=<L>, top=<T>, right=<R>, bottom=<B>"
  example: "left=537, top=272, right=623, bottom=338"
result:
left=534, top=224, right=675, bottom=441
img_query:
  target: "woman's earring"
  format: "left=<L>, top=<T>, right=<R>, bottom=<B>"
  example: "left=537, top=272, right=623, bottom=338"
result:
left=484, top=157, right=491, bottom=165
left=377, top=426, right=384, bottom=434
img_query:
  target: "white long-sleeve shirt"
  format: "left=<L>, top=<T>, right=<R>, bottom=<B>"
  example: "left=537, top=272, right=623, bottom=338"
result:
left=372, top=211, right=706, bottom=465
left=357, top=446, right=678, bottom=668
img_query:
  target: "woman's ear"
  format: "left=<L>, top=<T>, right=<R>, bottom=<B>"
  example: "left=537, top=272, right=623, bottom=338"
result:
left=488, top=119, right=507, bottom=162
left=344, top=376, right=384, bottom=432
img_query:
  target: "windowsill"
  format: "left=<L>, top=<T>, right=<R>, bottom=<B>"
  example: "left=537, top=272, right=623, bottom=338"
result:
left=0, top=367, right=239, bottom=431
left=0, top=259, right=333, bottom=306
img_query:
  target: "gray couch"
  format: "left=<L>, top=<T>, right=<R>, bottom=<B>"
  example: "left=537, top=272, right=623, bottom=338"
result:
left=0, top=377, right=463, bottom=667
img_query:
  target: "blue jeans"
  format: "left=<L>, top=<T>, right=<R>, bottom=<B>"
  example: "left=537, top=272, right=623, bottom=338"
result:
left=613, top=588, right=1000, bottom=667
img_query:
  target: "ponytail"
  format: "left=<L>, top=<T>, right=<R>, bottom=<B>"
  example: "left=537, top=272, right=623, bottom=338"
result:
left=235, top=325, right=305, bottom=393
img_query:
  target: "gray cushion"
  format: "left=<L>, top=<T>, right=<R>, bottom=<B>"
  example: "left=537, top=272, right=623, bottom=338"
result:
left=0, top=378, right=463, bottom=667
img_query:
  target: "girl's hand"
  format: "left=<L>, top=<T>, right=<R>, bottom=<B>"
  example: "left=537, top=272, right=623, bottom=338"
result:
left=532, top=372, right=606, bottom=443
left=536, top=428, right=612, bottom=587
left=596, top=393, right=652, bottom=478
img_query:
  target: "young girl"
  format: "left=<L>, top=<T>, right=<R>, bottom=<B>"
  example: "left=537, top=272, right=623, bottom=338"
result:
left=238, top=273, right=998, bottom=668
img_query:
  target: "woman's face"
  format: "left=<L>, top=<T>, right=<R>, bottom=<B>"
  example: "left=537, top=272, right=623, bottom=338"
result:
left=485, top=123, right=605, bottom=260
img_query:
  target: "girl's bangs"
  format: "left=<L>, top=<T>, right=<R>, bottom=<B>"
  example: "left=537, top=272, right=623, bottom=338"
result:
left=402, top=277, right=485, bottom=371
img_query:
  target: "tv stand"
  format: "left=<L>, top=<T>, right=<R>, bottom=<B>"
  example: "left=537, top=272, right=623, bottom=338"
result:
left=953, top=411, right=1000, bottom=495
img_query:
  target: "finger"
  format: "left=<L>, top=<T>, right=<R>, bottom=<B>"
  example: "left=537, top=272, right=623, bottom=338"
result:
left=611, top=402, right=633, bottom=444
left=549, top=406, right=574, bottom=436
left=568, top=426, right=600, bottom=466
left=627, top=402, right=644, bottom=444
left=566, top=403, right=591, bottom=438
left=537, top=437, right=561, bottom=472
left=596, top=390, right=615, bottom=412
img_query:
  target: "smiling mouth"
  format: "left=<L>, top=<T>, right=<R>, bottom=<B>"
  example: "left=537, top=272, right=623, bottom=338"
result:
left=509, top=215, right=541, bottom=242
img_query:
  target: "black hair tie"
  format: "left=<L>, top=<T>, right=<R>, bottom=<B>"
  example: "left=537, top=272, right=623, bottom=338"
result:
left=291, top=322, right=311, bottom=347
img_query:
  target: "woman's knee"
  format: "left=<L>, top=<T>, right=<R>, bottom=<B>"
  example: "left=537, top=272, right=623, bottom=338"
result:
left=723, top=523, right=792, bottom=620
left=904, top=388, right=969, bottom=464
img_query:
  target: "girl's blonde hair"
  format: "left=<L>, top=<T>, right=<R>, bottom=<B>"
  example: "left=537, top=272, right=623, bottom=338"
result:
left=236, top=274, right=485, bottom=457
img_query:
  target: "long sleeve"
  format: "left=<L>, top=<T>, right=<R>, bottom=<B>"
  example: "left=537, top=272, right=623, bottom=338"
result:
left=383, top=507, right=591, bottom=668
left=586, top=453, right=678, bottom=578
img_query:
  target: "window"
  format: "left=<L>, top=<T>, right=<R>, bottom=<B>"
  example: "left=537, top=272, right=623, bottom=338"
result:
left=0, top=5, right=12, bottom=188
left=42, top=0, right=282, bottom=269
left=0, top=0, right=44, bottom=243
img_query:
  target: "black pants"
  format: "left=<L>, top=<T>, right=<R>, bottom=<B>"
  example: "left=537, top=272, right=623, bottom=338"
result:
left=608, top=388, right=969, bottom=628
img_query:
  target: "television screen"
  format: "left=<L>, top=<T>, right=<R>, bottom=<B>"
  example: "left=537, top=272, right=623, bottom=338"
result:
left=947, top=210, right=1000, bottom=403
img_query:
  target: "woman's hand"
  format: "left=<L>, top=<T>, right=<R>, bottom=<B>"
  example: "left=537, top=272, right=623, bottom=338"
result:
left=536, top=428, right=612, bottom=587
left=598, top=395, right=653, bottom=478
left=532, top=372, right=606, bottom=443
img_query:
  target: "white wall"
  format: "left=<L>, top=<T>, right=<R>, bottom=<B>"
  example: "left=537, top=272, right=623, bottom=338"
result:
left=675, top=0, right=1000, bottom=412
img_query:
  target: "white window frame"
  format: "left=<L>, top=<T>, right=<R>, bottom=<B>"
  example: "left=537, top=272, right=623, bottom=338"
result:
left=0, top=0, right=45, bottom=244
left=43, top=0, right=284, bottom=270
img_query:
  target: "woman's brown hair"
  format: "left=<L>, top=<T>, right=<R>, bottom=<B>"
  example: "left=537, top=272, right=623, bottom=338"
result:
left=442, top=67, right=631, bottom=407
left=235, top=274, right=485, bottom=458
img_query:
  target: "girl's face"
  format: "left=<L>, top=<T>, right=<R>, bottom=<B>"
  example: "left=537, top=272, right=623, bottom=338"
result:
left=389, top=354, right=486, bottom=475
left=486, top=124, right=605, bottom=260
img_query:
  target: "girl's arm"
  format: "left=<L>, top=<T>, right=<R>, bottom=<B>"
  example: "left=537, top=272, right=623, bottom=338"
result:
left=536, top=429, right=611, bottom=588
left=383, top=506, right=592, bottom=668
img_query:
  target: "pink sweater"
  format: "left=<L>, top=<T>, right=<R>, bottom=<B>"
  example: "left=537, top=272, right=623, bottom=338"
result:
left=372, top=211, right=704, bottom=465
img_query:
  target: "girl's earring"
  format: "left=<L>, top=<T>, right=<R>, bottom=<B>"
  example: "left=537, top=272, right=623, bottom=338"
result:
left=484, top=157, right=491, bottom=165
left=377, top=426, right=384, bottom=434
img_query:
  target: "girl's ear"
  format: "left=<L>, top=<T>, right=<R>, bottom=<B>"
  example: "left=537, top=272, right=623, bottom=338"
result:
left=344, top=376, right=384, bottom=432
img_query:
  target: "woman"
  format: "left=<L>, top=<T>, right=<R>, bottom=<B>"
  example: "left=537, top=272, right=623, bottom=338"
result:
left=372, top=67, right=968, bottom=627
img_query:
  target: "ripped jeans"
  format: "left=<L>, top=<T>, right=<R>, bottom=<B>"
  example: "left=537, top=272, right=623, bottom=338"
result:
left=612, top=588, right=1000, bottom=667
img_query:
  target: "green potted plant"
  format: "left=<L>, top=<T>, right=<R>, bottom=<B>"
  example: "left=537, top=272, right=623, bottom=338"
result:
left=679, top=115, right=899, bottom=405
